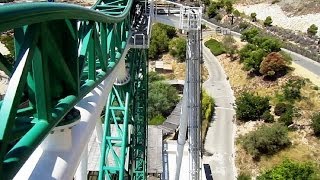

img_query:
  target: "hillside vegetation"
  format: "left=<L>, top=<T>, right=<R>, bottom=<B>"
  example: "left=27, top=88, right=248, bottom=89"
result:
left=235, top=0, right=320, bottom=15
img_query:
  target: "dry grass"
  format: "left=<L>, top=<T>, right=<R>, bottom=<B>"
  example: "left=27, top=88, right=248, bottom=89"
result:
left=202, top=64, right=209, bottom=82
left=216, top=41, right=320, bottom=177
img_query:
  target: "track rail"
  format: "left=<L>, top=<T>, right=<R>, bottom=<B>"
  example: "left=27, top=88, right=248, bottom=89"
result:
left=0, top=0, right=143, bottom=178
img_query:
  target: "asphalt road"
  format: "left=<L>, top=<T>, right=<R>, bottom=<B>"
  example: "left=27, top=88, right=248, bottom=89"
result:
left=156, top=15, right=237, bottom=180
left=202, top=31, right=236, bottom=180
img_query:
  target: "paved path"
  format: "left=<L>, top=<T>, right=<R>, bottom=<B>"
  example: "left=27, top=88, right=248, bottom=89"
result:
left=202, top=31, right=236, bottom=180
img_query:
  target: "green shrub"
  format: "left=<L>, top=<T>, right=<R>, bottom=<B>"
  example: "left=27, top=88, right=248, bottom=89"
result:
left=239, top=44, right=258, bottom=62
left=148, top=71, right=165, bottom=82
left=250, top=12, right=257, bottom=22
left=243, top=49, right=266, bottom=72
left=149, top=115, right=166, bottom=125
left=202, top=91, right=215, bottom=121
left=148, top=81, right=180, bottom=119
left=283, top=79, right=305, bottom=101
left=262, top=110, right=274, bottom=123
left=264, top=16, right=273, bottom=27
left=237, top=172, right=251, bottom=180
left=233, top=9, right=241, bottom=17
left=274, top=102, right=290, bottom=116
left=215, top=14, right=223, bottom=21
left=236, top=92, right=270, bottom=121
left=169, top=37, right=187, bottom=62
left=307, top=24, right=318, bottom=36
left=257, top=159, right=317, bottom=180
left=204, top=39, right=226, bottom=56
left=311, top=112, right=320, bottom=137
left=239, top=22, right=249, bottom=30
left=207, top=3, right=219, bottom=18
left=278, top=107, right=293, bottom=126
left=241, top=28, right=260, bottom=43
left=242, top=123, right=291, bottom=158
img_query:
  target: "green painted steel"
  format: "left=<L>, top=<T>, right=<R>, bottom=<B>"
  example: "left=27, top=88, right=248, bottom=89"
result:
left=0, top=0, right=150, bottom=178
left=99, top=48, right=148, bottom=180
left=99, top=86, right=130, bottom=180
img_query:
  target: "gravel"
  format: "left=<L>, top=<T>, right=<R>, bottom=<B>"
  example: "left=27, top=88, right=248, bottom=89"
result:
left=236, top=3, right=320, bottom=36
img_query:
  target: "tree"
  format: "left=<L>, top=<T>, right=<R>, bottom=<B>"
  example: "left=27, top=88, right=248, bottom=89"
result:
left=250, top=12, right=257, bottom=22
left=207, top=3, right=219, bottom=18
left=307, top=24, right=318, bottom=36
left=239, top=22, right=249, bottom=30
left=259, top=37, right=282, bottom=53
left=259, top=52, right=288, bottom=77
left=149, top=24, right=170, bottom=59
left=225, top=0, right=233, bottom=14
left=222, top=36, right=237, bottom=60
left=202, top=91, right=215, bottom=122
left=239, top=43, right=258, bottom=62
left=148, top=71, right=164, bottom=82
left=148, top=81, right=180, bottom=119
left=241, top=28, right=260, bottom=43
left=233, top=9, right=241, bottom=17
left=311, top=112, right=320, bottom=137
left=243, top=48, right=266, bottom=72
left=202, top=0, right=210, bottom=6
left=236, top=92, right=270, bottom=121
left=264, top=16, right=273, bottom=27
left=215, top=14, right=223, bottom=21
left=257, top=160, right=316, bottom=180
left=283, top=79, right=305, bottom=101
left=169, top=37, right=187, bottom=62
left=242, top=123, right=291, bottom=158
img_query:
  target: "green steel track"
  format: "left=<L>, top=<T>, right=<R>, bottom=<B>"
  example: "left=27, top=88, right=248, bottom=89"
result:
left=0, top=0, right=148, bottom=179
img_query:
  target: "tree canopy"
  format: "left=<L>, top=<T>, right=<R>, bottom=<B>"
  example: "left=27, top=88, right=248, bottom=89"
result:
left=236, top=92, right=270, bottom=121
left=169, top=37, right=187, bottom=62
left=257, top=160, right=317, bottom=180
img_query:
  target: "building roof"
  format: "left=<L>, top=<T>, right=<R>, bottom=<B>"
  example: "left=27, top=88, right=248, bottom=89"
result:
left=147, top=126, right=163, bottom=174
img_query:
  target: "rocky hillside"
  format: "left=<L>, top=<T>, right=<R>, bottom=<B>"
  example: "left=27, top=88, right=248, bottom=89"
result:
left=235, top=0, right=320, bottom=15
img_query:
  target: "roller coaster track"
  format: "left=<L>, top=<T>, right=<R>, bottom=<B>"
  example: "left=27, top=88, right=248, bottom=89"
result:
left=0, top=0, right=151, bottom=179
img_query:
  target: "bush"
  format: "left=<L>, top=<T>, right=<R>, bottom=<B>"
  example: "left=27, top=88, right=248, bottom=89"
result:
left=259, top=37, right=282, bottom=53
left=222, top=36, right=237, bottom=59
left=148, top=81, right=180, bottom=119
left=239, top=43, right=258, bottom=62
left=311, top=112, right=320, bottom=137
left=233, top=9, right=241, bottom=17
left=239, top=22, right=249, bottom=30
left=241, top=28, right=260, bottom=43
left=149, top=115, right=166, bottom=125
left=202, top=91, right=215, bottom=122
left=259, top=52, right=288, bottom=77
left=262, top=110, right=274, bottom=123
left=250, top=12, right=257, bottom=22
left=307, top=24, right=318, bottom=36
left=236, top=92, right=270, bottom=121
left=204, top=39, right=226, bottom=56
left=149, top=24, right=170, bottom=59
left=257, top=160, right=316, bottom=180
left=169, top=37, right=187, bottom=62
left=237, top=172, right=251, bottom=180
left=207, top=3, right=219, bottom=18
left=243, top=49, right=266, bottom=72
left=242, top=123, right=291, bottom=158
left=283, top=79, right=305, bottom=101
left=148, top=71, right=164, bottom=82
left=225, top=0, right=233, bottom=14
left=215, top=14, right=223, bottom=21
left=278, top=107, right=293, bottom=126
left=264, top=16, right=273, bottom=27
left=274, top=102, right=290, bottom=116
